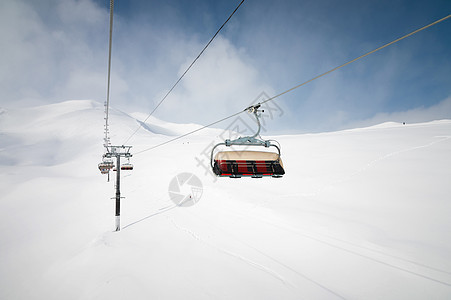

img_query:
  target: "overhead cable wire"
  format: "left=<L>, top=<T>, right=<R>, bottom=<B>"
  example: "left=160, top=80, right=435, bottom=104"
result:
left=134, top=13, right=451, bottom=156
left=134, top=110, right=244, bottom=155
left=258, top=13, right=451, bottom=107
left=123, top=0, right=246, bottom=145
left=104, top=0, right=114, bottom=148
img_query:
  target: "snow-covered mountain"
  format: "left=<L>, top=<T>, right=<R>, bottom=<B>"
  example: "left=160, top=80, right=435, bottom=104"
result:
left=1, top=100, right=450, bottom=299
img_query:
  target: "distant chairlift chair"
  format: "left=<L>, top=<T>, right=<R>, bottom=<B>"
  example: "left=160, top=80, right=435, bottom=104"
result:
left=98, top=159, right=114, bottom=174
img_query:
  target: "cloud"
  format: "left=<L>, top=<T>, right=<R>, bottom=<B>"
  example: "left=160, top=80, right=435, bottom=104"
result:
left=0, top=0, right=274, bottom=132
left=0, top=0, right=109, bottom=106
left=156, top=36, right=275, bottom=125
left=1, top=0, right=449, bottom=135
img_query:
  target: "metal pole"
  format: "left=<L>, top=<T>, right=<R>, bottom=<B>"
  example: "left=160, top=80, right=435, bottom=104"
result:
left=115, top=154, right=121, bottom=231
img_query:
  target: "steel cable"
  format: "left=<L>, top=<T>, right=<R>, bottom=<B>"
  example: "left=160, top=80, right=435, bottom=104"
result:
left=123, top=0, right=246, bottom=145
left=133, top=14, right=450, bottom=156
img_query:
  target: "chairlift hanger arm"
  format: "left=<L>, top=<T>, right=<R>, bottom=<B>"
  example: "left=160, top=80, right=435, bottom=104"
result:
left=242, top=102, right=266, bottom=138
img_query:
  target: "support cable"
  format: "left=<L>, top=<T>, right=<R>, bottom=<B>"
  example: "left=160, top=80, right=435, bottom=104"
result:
left=258, top=14, right=451, bottom=107
left=104, top=0, right=114, bottom=148
left=123, top=0, right=246, bottom=145
left=134, top=110, right=244, bottom=155
left=134, top=14, right=451, bottom=156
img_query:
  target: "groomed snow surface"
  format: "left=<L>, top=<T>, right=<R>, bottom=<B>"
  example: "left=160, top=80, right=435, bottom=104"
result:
left=1, top=100, right=450, bottom=299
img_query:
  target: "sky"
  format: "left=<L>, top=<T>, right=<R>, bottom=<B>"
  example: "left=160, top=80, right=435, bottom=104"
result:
left=0, top=0, right=450, bottom=134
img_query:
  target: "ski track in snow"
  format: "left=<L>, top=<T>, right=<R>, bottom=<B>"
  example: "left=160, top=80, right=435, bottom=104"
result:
left=238, top=199, right=451, bottom=278
left=220, top=206, right=451, bottom=288
left=184, top=210, right=348, bottom=300
left=299, top=227, right=451, bottom=277
left=346, top=135, right=450, bottom=174
left=121, top=204, right=347, bottom=299
left=167, top=216, right=303, bottom=297
left=282, top=135, right=451, bottom=198
left=350, top=135, right=451, bottom=179
left=122, top=204, right=178, bottom=230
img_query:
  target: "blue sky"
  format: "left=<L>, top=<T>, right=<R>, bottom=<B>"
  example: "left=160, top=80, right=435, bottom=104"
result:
left=1, top=0, right=450, bottom=133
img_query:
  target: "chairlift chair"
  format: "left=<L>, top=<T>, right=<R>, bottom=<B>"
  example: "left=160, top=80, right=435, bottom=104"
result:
left=120, top=163, right=134, bottom=170
left=98, top=159, right=114, bottom=174
left=119, top=156, right=134, bottom=170
left=211, top=104, right=285, bottom=178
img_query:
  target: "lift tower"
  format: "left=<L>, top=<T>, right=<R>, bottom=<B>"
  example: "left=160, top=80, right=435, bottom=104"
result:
left=104, top=145, right=132, bottom=231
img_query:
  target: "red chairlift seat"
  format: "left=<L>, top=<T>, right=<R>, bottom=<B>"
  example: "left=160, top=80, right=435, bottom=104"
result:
left=213, top=150, right=285, bottom=178
left=120, top=163, right=134, bottom=171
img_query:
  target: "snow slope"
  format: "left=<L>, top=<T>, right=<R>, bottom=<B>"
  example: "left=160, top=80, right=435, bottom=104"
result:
left=1, top=100, right=450, bottom=299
